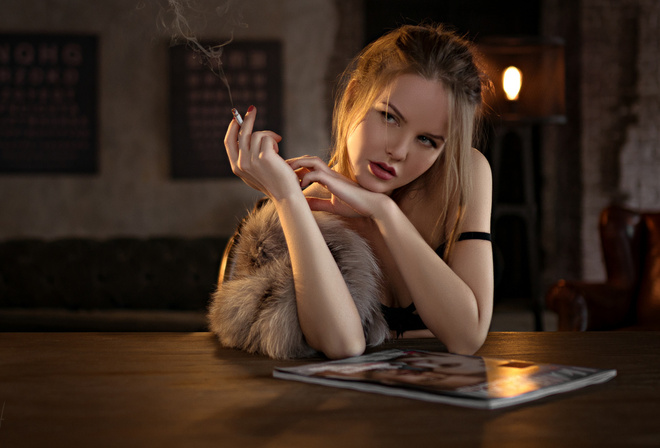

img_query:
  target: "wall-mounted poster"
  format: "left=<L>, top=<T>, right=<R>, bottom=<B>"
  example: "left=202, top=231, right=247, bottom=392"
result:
left=169, top=40, right=282, bottom=178
left=0, top=34, right=98, bottom=174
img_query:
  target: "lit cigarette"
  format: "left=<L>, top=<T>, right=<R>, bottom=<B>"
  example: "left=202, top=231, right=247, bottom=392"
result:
left=231, top=108, right=243, bottom=126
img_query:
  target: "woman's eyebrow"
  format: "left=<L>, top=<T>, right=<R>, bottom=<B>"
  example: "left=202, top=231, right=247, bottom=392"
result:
left=382, top=102, right=446, bottom=143
left=382, top=102, right=407, bottom=122
left=429, top=133, right=446, bottom=143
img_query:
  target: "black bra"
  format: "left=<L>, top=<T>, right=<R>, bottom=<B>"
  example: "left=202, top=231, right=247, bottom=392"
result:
left=381, top=231, right=491, bottom=337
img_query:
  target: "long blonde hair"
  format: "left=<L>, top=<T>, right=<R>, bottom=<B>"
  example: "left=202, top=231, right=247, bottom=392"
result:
left=329, top=24, right=486, bottom=259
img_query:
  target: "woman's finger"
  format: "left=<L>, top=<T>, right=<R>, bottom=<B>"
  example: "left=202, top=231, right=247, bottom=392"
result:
left=287, top=156, right=330, bottom=172
left=248, top=131, right=283, bottom=158
left=298, top=164, right=378, bottom=217
left=266, top=131, right=283, bottom=143
left=223, top=117, right=241, bottom=163
left=256, top=135, right=276, bottom=161
left=299, top=168, right=330, bottom=189
left=237, top=105, right=256, bottom=152
left=293, top=159, right=352, bottom=190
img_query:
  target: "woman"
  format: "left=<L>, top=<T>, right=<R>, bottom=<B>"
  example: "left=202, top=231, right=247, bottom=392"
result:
left=209, top=23, right=494, bottom=359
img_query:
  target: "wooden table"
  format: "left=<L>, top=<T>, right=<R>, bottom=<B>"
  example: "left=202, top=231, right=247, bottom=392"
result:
left=1, top=332, right=659, bottom=447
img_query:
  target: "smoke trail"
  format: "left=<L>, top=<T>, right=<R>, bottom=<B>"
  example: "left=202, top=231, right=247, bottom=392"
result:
left=158, top=0, right=247, bottom=106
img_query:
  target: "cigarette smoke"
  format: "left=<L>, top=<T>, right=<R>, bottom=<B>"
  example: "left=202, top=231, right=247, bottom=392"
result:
left=157, top=0, right=247, bottom=105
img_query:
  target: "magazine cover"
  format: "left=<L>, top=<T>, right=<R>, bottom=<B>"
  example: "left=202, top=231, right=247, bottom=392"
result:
left=274, top=350, right=617, bottom=409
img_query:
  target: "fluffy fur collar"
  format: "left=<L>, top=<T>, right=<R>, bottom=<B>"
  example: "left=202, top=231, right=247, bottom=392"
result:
left=208, top=200, right=389, bottom=359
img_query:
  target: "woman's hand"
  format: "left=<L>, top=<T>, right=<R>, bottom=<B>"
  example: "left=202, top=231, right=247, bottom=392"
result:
left=288, top=156, right=388, bottom=219
left=224, top=106, right=301, bottom=200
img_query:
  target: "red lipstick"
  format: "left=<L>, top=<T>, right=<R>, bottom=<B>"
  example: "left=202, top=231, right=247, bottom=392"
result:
left=369, top=161, right=396, bottom=180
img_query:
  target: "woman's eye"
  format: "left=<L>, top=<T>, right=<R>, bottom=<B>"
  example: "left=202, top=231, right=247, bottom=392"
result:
left=380, top=110, right=397, bottom=124
left=418, top=135, right=437, bottom=148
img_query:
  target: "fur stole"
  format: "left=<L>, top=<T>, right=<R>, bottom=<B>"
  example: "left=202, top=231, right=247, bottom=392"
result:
left=208, top=200, right=389, bottom=359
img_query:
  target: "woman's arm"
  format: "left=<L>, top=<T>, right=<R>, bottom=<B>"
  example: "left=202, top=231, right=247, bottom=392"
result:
left=224, top=108, right=366, bottom=359
left=371, top=151, right=494, bottom=354
left=273, top=196, right=367, bottom=358
left=294, top=150, right=493, bottom=355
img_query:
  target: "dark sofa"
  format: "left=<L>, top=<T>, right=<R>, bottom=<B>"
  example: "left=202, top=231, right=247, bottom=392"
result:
left=546, top=205, right=660, bottom=330
left=0, top=237, right=228, bottom=331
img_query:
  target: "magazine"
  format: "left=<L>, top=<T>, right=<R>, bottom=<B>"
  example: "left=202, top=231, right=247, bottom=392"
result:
left=273, top=349, right=617, bottom=410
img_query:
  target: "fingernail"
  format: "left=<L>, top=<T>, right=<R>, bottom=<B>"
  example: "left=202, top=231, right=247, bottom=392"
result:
left=247, top=105, right=255, bottom=113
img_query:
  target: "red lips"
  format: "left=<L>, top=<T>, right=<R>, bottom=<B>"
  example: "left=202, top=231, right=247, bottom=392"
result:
left=369, top=161, right=396, bottom=180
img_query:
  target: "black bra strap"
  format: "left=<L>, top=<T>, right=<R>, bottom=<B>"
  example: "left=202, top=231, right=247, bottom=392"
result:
left=457, top=232, right=492, bottom=242
left=435, top=232, right=491, bottom=258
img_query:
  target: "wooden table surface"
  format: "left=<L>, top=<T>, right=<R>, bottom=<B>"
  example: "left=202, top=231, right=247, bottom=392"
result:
left=1, top=331, right=659, bottom=447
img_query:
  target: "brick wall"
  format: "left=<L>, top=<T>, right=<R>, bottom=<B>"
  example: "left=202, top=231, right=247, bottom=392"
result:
left=540, top=0, right=582, bottom=289
left=619, top=0, right=660, bottom=210
left=580, top=0, right=660, bottom=281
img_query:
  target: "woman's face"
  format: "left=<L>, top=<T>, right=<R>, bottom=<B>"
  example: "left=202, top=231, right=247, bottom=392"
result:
left=346, top=74, right=449, bottom=195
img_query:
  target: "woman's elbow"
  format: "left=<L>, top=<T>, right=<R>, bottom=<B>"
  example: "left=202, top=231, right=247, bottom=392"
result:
left=444, top=327, right=488, bottom=356
left=447, top=297, right=492, bottom=355
left=446, top=339, right=482, bottom=356
left=321, top=337, right=366, bottom=360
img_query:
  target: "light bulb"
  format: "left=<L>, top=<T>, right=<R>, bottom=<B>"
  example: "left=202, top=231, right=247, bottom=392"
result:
left=503, top=66, right=522, bottom=101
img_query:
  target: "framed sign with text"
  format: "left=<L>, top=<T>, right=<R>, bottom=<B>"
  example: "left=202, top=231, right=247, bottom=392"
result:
left=169, top=40, right=283, bottom=178
left=0, top=34, right=98, bottom=174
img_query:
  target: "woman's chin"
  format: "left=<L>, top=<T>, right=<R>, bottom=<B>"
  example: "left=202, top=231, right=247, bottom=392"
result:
left=351, top=169, right=396, bottom=195
left=359, top=179, right=394, bottom=196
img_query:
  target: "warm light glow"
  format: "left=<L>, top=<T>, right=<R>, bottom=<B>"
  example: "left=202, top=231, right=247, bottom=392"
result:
left=503, top=66, right=522, bottom=101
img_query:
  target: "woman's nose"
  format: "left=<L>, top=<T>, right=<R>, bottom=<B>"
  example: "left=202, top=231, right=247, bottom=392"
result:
left=386, top=135, right=408, bottom=161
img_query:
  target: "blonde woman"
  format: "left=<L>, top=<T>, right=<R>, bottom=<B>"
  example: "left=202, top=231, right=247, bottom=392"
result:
left=209, top=23, right=494, bottom=360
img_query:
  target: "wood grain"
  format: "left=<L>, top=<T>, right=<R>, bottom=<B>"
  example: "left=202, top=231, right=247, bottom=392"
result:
left=0, top=332, right=658, bottom=447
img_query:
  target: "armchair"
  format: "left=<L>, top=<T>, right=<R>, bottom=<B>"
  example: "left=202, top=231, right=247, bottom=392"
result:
left=546, top=205, right=660, bottom=330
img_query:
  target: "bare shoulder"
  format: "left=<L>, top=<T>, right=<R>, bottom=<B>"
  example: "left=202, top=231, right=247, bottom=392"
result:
left=470, top=148, right=492, bottom=184
left=461, top=149, right=492, bottom=232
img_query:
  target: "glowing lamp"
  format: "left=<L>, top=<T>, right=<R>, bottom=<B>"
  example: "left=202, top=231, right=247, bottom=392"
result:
left=503, top=66, right=522, bottom=101
left=477, top=36, right=565, bottom=123
left=475, top=37, right=567, bottom=331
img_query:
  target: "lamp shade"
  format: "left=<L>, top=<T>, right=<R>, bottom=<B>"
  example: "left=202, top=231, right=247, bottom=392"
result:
left=477, top=37, right=566, bottom=123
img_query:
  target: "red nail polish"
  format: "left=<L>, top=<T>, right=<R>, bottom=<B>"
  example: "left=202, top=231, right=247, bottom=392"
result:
left=247, top=105, right=255, bottom=112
